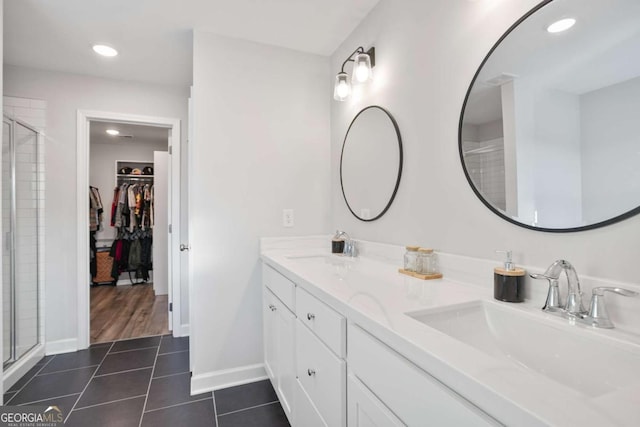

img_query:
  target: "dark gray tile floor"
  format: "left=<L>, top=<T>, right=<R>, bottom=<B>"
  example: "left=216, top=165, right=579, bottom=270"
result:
left=4, top=334, right=290, bottom=427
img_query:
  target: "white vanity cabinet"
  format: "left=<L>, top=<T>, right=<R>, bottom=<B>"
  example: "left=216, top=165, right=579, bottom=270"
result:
left=262, top=262, right=499, bottom=427
left=262, top=266, right=297, bottom=424
left=263, top=264, right=347, bottom=427
left=348, top=324, right=500, bottom=427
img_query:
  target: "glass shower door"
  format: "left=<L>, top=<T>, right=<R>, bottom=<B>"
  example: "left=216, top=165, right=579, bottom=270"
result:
left=2, top=117, right=40, bottom=368
left=3, top=119, right=11, bottom=365
left=14, top=122, right=39, bottom=361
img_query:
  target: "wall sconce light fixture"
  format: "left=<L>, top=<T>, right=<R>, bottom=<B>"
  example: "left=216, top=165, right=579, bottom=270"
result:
left=333, top=46, right=376, bottom=101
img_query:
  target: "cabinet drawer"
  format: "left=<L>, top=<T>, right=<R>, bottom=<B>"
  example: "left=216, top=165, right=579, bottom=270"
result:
left=297, top=319, right=346, bottom=427
left=348, top=324, right=500, bottom=427
left=296, top=286, right=346, bottom=357
left=294, top=378, right=327, bottom=427
left=263, top=264, right=295, bottom=311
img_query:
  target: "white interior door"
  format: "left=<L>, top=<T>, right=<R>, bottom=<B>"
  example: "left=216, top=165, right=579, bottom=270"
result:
left=153, top=151, right=169, bottom=301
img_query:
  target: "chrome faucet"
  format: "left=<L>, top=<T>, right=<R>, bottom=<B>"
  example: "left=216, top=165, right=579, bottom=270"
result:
left=335, top=231, right=357, bottom=257
left=531, top=259, right=586, bottom=316
left=531, top=260, right=639, bottom=329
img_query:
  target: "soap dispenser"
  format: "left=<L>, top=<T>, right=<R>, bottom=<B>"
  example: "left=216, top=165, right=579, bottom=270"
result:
left=332, top=230, right=346, bottom=254
left=494, top=250, right=525, bottom=303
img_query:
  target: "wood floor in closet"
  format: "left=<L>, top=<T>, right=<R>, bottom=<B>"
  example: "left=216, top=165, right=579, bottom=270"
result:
left=90, top=284, right=170, bottom=344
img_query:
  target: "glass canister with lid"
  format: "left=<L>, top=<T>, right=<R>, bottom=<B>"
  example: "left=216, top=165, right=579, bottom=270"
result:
left=417, top=248, right=439, bottom=275
left=403, top=246, right=420, bottom=272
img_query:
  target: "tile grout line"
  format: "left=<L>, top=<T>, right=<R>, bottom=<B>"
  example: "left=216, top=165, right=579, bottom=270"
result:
left=157, top=349, right=189, bottom=356
left=152, top=371, right=190, bottom=380
left=138, top=335, right=163, bottom=427
left=212, top=394, right=219, bottom=427
left=36, top=365, right=100, bottom=377
left=73, top=394, right=148, bottom=412
left=15, top=392, right=81, bottom=406
left=94, top=366, right=154, bottom=378
left=108, top=346, right=160, bottom=355
left=143, top=396, right=213, bottom=413
left=64, top=341, right=115, bottom=424
left=217, top=400, right=280, bottom=418
left=5, top=355, right=56, bottom=405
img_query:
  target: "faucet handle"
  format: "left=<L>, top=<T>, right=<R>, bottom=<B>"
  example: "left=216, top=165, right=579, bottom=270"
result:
left=587, top=287, right=638, bottom=329
left=530, top=273, right=563, bottom=311
left=592, top=287, right=639, bottom=297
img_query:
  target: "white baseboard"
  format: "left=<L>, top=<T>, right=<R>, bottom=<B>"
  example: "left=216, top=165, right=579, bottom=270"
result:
left=180, top=324, right=190, bottom=336
left=45, top=338, right=78, bottom=355
left=191, top=363, right=267, bottom=395
left=3, top=344, right=46, bottom=393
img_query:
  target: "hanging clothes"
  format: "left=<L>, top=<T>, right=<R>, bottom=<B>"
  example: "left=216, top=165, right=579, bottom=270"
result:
left=110, top=187, right=119, bottom=227
left=89, top=186, right=104, bottom=232
left=89, top=186, right=104, bottom=284
left=109, top=179, right=155, bottom=284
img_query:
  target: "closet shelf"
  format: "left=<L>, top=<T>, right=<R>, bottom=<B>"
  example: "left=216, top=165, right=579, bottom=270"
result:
left=117, top=174, right=154, bottom=178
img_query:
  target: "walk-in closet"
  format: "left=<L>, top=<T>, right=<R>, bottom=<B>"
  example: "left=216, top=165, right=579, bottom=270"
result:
left=89, top=121, right=170, bottom=343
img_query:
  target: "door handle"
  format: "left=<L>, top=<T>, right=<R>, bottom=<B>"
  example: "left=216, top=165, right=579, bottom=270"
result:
left=180, top=244, right=191, bottom=252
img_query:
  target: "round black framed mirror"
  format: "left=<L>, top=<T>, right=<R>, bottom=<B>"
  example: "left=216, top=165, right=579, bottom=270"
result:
left=459, top=0, right=640, bottom=232
left=340, top=105, right=403, bottom=222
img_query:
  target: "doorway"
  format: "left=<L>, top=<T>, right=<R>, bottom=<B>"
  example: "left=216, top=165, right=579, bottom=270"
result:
left=89, top=121, right=170, bottom=343
left=77, top=110, right=183, bottom=350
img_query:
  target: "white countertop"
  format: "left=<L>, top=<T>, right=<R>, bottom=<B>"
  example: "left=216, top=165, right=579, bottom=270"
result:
left=261, top=242, right=640, bottom=427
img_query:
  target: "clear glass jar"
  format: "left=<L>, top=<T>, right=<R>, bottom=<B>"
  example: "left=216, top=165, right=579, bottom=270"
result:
left=404, top=246, right=420, bottom=272
left=417, top=248, right=439, bottom=275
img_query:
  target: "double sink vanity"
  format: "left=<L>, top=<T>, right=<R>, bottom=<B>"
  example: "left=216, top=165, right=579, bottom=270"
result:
left=261, top=237, right=640, bottom=427
left=262, top=0, right=640, bottom=425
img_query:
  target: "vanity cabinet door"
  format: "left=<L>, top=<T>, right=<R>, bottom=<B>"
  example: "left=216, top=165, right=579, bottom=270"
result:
left=263, top=287, right=296, bottom=424
left=348, top=374, right=405, bottom=427
left=263, top=288, right=277, bottom=381
left=296, top=319, right=346, bottom=427
left=294, top=378, right=327, bottom=427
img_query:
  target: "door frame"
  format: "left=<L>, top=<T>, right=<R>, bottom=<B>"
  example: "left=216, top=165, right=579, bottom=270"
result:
left=76, top=109, right=183, bottom=349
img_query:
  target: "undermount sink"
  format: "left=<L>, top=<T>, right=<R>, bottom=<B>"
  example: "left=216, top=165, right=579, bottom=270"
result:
left=406, top=300, right=640, bottom=397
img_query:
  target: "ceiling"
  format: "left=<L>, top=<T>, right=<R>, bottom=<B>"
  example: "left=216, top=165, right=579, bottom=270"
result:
left=4, top=0, right=380, bottom=87
left=90, top=121, right=169, bottom=145
left=465, top=0, right=640, bottom=125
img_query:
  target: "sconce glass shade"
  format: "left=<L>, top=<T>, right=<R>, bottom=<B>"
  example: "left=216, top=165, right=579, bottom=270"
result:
left=353, top=52, right=373, bottom=83
left=334, top=72, right=351, bottom=101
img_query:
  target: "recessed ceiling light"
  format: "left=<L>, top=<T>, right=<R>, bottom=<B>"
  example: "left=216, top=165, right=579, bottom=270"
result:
left=92, top=44, right=118, bottom=57
left=547, top=18, right=576, bottom=33
left=106, top=129, right=120, bottom=136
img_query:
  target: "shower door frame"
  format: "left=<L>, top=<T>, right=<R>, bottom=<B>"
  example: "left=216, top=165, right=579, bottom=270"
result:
left=2, top=114, right=43, bottom=369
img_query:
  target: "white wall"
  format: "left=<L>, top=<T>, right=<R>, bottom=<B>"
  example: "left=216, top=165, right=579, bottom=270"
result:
left=3, top=65, right=190, bottom=349
left=531, top=87, right=582, bottom=228
left=581, top=76, right=640, bottom=224
left=330, top=0, right=640, bottom=283
left=191, top=31, right=330, bottom=390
